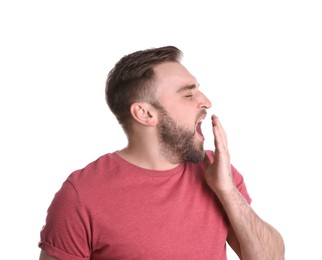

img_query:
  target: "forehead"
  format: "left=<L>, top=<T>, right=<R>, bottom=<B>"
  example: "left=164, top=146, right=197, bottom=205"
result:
left=153, top=62, right=197, bottom=92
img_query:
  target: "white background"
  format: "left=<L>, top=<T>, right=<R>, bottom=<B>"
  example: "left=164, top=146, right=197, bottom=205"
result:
left=1, top=1, right=321, bottom=259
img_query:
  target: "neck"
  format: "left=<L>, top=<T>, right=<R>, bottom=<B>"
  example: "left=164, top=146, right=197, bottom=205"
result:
left=117, top=142, right=180, bottom=171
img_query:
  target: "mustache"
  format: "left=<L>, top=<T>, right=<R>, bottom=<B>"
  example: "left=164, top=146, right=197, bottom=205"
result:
left=197, top=110, right=207, bottom=121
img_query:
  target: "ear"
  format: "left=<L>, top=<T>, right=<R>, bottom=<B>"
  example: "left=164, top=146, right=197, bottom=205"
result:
left=130, top=102, right=158, bottom=126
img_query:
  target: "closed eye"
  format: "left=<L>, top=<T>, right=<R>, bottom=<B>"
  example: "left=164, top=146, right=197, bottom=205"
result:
left=177, top=84, right=199, bottom=98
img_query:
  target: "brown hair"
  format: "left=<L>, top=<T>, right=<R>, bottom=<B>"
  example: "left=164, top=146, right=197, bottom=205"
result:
left=105, top=45, right=182, bottom=133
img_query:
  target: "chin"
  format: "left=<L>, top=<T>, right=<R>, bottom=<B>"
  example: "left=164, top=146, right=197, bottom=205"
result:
left=183, top=149, right=205, bottom=163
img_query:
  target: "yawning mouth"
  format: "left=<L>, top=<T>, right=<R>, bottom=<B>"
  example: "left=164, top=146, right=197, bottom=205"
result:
left=196, top=121, right=203, bottom=137
left=195, top=112, right=207, bottom=139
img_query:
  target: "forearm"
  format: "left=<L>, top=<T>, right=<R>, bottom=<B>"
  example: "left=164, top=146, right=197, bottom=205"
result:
left=39, top=249, right=58, bottom=260
left=204, top=115, right=285, bottom=259
left=218, top=187, right=285, bottom=260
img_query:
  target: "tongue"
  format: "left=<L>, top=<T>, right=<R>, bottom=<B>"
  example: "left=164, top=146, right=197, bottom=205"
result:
left=196, top=122, right=203, bottom=137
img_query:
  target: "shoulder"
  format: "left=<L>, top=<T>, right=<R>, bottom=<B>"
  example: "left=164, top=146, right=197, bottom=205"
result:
left=67, top=152, right=117, bottom=181
left=64, top=152, right=124, bottom=194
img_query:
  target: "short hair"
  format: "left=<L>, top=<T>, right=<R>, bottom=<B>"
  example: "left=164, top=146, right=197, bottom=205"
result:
left=105, top=45, right=183, bottom=133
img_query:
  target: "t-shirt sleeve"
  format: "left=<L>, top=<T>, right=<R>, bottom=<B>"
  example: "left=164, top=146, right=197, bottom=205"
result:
left=38, top=180, right=91, bottom=260
left=205, top=150, right=252, bottom=204
left=231, top=164, right=252, bottom=204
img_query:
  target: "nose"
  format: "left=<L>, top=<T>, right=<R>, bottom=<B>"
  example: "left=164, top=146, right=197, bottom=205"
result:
left=198, top=91, right=212, bottom=109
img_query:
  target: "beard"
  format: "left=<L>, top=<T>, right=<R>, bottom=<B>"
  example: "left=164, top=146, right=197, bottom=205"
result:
left=156, top=106, right=205, bottom=164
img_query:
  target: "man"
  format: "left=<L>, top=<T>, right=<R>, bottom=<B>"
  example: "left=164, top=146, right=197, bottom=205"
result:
left=39, top=46, right=285, bottom=259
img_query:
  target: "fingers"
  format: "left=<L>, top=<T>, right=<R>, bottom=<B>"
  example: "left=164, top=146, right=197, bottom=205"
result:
left=211, top=115, right=228, bottom=151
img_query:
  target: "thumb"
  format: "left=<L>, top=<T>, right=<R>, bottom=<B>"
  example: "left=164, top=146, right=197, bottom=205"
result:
left=202, top=152, right=212, bottom=170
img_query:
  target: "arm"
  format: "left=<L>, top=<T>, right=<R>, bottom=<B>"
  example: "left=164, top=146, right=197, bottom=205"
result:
left=39, top=249, right=58, bottom=260
left=203, top=115, right=285, bottom=260
left=38, top=181, right=91, bottom=260
left=226, top=225, right=243, bottom=260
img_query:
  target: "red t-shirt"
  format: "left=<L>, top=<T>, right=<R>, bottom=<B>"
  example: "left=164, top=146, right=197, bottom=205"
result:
left=39, top=151, right=251, bottom=260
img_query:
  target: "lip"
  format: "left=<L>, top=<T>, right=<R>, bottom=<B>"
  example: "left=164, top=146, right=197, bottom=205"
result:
left=196, top=111, right=207, bottom=125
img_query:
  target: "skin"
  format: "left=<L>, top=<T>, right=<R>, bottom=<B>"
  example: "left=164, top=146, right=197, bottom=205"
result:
left=39, top=250, right=56, bottom=260
left=118, top=61, right=211, bottom=169
left=40, top=61, right=285, bottom=260
left=156, top=105, right=206, bottom=163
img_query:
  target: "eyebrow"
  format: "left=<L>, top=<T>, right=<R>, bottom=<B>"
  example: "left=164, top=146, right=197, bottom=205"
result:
left=176, top=84, right=198, bottom=93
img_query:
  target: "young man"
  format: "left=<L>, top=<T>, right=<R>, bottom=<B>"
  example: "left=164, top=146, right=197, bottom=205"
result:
left=39, top=46, right=285, bottom=260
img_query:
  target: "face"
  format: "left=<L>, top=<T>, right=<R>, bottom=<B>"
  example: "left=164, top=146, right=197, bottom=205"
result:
left=153, top=62, right=212, bottom=163
left=156, top=105, right=206, bottom=163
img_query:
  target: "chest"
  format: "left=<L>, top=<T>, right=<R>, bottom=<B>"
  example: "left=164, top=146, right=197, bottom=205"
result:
left=86, top=170, right=228, bottom=259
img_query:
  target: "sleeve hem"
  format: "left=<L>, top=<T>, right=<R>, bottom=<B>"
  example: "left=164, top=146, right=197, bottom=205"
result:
left=39, top=241, right=90, bottom=260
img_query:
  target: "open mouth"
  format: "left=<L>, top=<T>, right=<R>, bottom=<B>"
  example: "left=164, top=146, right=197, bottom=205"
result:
left=195, top=112, right=207, bottom=139
left=196, top=121, right=204, bottom=138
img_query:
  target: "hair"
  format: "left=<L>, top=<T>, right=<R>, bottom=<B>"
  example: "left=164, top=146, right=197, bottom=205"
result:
left=105, top=45, right=183, bottom=133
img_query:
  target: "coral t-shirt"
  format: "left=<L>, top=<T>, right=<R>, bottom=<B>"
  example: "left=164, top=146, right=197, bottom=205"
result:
left=39, top=151, right=251, bottom=260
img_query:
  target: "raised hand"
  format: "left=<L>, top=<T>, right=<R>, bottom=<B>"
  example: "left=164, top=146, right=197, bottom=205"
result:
left=203, top=115, right=235, bottom=194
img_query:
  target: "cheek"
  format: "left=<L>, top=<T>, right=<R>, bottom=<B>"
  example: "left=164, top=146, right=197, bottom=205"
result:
left=169, top=109, right=191, bottom=124
left=160, top=99, right=196, bottom=125
left=177, top=115, right=196, bottom=131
